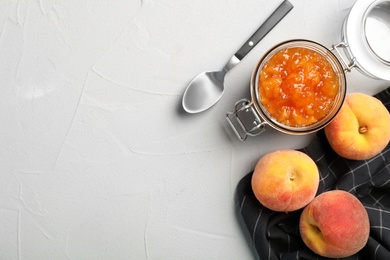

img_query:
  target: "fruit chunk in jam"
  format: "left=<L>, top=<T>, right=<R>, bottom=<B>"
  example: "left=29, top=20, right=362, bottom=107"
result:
left=259, top=47, right=339, bottom=127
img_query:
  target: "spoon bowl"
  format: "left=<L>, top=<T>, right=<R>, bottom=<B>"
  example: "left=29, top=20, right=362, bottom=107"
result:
left=182, top=55, right=239, bottom=113
left=182, top=71, right=225, bottom=113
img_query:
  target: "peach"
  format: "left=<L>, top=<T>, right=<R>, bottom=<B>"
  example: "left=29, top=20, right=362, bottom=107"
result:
left=325, top=93, right=390, bottom=160
left=299, top=190, right=370, bottom=258
left=251, top=150, right=319, bottom=212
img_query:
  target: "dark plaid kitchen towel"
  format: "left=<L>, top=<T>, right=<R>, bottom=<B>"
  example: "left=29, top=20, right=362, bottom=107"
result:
left=236, top=87, right=390, bottom=260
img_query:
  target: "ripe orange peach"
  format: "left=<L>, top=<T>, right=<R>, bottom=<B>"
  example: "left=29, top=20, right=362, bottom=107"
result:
left=325, top=93, right=390, bottom=160
left=251, top=150, right=319, bottom=212
left=299, top=190, right=370, bottom=258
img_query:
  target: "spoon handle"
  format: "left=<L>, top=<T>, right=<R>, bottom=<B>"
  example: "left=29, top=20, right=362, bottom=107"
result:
left=234, top=0, right=293, bottom=60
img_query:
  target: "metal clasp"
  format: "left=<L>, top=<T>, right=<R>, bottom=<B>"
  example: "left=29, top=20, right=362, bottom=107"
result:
left=226, top=99, right=267, bottom=141
left=331, top=42, right=357, bottom=72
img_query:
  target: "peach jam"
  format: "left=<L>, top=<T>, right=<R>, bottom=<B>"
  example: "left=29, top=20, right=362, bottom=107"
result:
left=259, top=47, right=339, bottom=127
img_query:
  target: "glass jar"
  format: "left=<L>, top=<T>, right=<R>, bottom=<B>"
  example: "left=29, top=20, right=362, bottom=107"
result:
left=227, top=40, right=346, bottom=141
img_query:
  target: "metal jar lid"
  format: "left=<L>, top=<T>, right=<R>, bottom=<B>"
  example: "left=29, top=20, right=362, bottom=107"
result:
left=341, top=0, right=390, bottom=80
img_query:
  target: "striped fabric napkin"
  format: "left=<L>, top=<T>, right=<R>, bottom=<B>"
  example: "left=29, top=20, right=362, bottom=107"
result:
left=236, top=87, right=390, bottom=260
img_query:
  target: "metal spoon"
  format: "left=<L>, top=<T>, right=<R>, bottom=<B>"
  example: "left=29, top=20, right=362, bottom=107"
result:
left=182, top=0, right=293, bottom=113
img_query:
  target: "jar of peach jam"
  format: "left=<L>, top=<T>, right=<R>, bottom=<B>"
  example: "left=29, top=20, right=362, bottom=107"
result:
left=227, top=40, right=346, bottom=140
left=227, top=0, right=390, bottom=141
